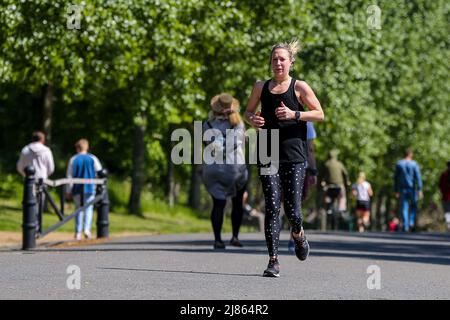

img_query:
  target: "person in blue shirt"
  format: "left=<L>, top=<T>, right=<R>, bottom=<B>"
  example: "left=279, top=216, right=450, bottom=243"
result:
left=66, top=139, right=102, bottom=240
left=394, top=149, right=423, bottom=232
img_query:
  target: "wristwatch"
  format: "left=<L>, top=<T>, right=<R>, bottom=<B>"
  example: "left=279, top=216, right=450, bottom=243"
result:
left=295, top=111, right=301, bottom=121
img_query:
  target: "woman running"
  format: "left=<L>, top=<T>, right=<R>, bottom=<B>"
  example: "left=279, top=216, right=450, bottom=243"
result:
left=244, top=40, right=324, bottom=277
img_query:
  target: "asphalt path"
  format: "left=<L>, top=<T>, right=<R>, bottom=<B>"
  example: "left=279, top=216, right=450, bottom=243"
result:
left=1, top=231, right=449, bottom=300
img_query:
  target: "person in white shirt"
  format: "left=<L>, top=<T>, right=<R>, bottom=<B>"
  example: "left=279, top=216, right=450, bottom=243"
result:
left=17, top=131, right=55, bottom=233
left=352, top=172, right=373, bottom=232
left=17, top=131, right=54, bottom=180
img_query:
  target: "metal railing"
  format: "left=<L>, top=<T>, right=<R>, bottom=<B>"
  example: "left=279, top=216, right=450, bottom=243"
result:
left=22, top=165, right=109, bottom=250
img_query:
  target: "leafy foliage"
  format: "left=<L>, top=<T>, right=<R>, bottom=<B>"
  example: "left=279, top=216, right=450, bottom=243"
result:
left=1, top=0, right=448, bottom=220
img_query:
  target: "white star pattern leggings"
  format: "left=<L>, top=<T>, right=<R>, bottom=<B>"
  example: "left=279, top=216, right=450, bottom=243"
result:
left=259, top=162, right=307, bottom=257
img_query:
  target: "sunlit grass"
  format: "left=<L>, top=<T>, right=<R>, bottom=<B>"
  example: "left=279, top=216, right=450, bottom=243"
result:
left=0, top=174, right=257, bottom=235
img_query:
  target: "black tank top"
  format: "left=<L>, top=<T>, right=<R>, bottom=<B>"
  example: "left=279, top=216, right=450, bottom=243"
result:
left=258, top=78, right=307, bottom=164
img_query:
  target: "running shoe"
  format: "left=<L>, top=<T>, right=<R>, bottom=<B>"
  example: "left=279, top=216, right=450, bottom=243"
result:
left=263, top=258, right=280, bottom=277
left=293, top=229, right=310, bottom=261
left=213, top=240, right=226, bottom=250
left=229, top=236, right=243, bottom=247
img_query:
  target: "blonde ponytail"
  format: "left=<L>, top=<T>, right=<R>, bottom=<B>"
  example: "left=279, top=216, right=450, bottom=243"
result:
left=287, top=39, right=301, bottom=61
left=357, top=172, right=366, bottom=184
left=269, top=39, right=302, bottom=64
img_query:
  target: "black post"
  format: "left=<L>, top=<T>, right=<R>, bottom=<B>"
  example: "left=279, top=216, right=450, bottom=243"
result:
left=22, top=166, right=37, bottom=250
left=37, top=178, right=44, bottom=234
left=96, top=169, right=109, bottom=238
left=60, top=185, right=65, bottom=217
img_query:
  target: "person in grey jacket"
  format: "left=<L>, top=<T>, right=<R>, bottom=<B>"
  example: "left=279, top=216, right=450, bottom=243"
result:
left=17, top=131, right=54, bottom=233
left=202, top=93, right=248, bottom=250
left=17, top=131, right=54, bottom=180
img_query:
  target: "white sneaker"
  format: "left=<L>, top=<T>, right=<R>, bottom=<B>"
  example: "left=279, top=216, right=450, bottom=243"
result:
left=84, top=230, right=92, bottom=239
left=75, top=233, right=82, bottom=241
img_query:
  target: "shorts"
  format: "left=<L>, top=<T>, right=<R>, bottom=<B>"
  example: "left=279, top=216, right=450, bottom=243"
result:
left=356, top=200, right=371, bottom=211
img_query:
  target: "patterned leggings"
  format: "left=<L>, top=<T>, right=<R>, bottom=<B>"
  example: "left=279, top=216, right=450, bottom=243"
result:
left=259, top=162, right=307, bottom=257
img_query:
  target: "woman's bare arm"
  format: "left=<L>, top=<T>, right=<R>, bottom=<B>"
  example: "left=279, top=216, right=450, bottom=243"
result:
left=295, top=80, right=324, bottom=122
left=244, top=81, right=265, bottom=128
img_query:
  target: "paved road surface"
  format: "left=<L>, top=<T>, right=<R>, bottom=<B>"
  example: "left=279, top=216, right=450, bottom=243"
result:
left=1, top=231, right=449, bottom=300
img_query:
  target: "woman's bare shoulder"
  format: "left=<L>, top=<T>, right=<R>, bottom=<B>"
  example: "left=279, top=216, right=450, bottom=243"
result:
left=254, top=80, right=266, bottom=89
left=294, top=80, right=310, bottom=91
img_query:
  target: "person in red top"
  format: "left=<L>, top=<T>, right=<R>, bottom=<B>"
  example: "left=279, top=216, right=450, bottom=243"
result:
left=439, top=161, right=450, bottom=231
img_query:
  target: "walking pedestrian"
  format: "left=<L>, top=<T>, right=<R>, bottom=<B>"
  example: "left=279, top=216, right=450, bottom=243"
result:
left=439, top=161, right=450, bottom=231
left=66, top=139, right=102, bottom=240
left=352, top=172, right=373, bottom=232
left=17, top=131, right=55, bottom=232
left=394, top=148, right=423, bottom=232
left=17, top=131, right=54, bottom=180
left=202, top=93, right=248, bottom=249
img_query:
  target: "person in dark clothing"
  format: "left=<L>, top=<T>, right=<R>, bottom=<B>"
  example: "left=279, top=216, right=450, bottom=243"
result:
left=244, top=40, right=324, bottom=277
left=439, top=161, right=450, bottom=231
left=321, top=149, right=350, bottom=213
left=319, top=149, right=351, bottom=230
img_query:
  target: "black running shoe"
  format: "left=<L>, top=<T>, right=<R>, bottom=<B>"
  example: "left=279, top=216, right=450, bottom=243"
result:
left=213, top=240, right=226, bottom=250
left=263, top=259, right=280, bottom=277
left=293, top=229, right=310, bottom=261
left=229, top=236, right=243, bottom=247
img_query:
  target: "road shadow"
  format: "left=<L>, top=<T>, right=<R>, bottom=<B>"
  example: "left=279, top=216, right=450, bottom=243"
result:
left=20, top=245, right=268, bottom=256
left=4, top=232, right=449, bottom=267
left=307, top=230, right=450, bottom=243
left=99, top=267, right=261, bottom=278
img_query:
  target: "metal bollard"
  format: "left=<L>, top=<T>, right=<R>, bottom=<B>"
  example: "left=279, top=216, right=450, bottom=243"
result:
left=22, top=166, right=37, bottom=250
left=96, top=169, right=110, bottom=238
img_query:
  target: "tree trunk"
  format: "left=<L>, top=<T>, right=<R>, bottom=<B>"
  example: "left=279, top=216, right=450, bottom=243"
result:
left=376, top=186, right=391, bottom=232
left=164, top=124, right=175, bottom=207
left=43, top=83, right=54, bottom=146
left=173, top=182, right=181, bottom=205
left=188, top=120, right=201, bottom=210
left=188, top=164, right=201, bottom=209
left=129, top=121, right=146, bottom=215
left=384, top=192, right=395, bottom=232
left=166, top=160, right=175, bottom=207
